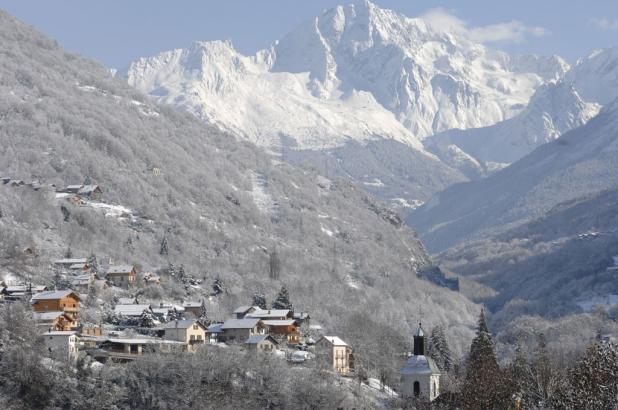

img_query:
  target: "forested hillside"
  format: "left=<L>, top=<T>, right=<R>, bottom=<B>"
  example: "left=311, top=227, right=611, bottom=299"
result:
left=0, top=8, right=479, bottom=371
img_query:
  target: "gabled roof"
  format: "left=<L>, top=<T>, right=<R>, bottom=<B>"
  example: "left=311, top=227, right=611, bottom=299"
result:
left=262, top=319, right=296, bottom=326
left=117, top=297, right=137, bottom=305
left=69, top=263, right=87, bottom=269
left=233, top=305, right=257, bottom=314
left=245, top=334, right=278, bottom=345
left=107, top=265, right=135, bottom=275
left=221, top=318, right=261, bottom=329
left=319, top=336, right=348, bottom=346
left=114, top=304, right=150, bottom=316
left=183, top=301, right=203, bottom=308
left=31, top=290, right=79, bottom=301
left=162, top=319, right=206, bottom=330
left=400, top=355, right=441, bottom=375
left=245, top=309, right=291, bottom=319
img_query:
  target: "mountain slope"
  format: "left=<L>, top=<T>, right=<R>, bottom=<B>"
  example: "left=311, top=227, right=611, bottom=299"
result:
left=409, top=99, right=618, bottom=252
left=427, top=47, right=618, bottom=167
left=0, top=9, right=479, bottom=360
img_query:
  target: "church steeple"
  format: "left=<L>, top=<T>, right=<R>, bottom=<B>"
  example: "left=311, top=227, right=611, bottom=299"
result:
left=413, top=322, right=425, bottom=356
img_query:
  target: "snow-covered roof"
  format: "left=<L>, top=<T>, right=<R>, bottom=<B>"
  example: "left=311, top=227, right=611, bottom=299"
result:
left=162, top=319, right=204, bottom=330
left=320, top=336, right=348, bottom=346
left=107, top=265, right=135, bottom=275
left=245, top=334, right=278, bottom=345
left=106, top=337, right=183, bottom=345
left=31, top=290, right=78, bottom=301
left=207, top=323, right=224, bottom=333
left=221, top=318, right=261, bottom=329
left=400, top=355, right=441, bottom=376
left=262, top=319, right=296, bottom=326
left=4, top=285, right=47, bottom=293
left=44, top=331, right=77, bottom=336
left=233, top=305, right=257, bottom=314
left=117, top=297, right=137, bottom=305
left=33, top=311, right=66, bottom=321
left=54, top=258, right=87, bottom=265
left=114, top=304, right=150, bottom=316
left=245, top=309, right=291, bottom=319
left=183, top=301, right=203, bottom=308
left=69, top=263, right=87, bottom=269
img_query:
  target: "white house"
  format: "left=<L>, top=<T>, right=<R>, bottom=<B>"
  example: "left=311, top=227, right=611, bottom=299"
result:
left=42, top=330, right=80, bottom=362
left=400, top=324, right=441, bottom=402
left=315, top=336, right=353, bottom=375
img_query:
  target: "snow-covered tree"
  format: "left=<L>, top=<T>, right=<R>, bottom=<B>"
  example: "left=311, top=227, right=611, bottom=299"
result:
left=428, top=324, right=453, bottom=372
left=212, top=277, right=224, bottom=296
left=269, top=247, right=281, bottom=280
left=139, top=310, right=156, bottom=328
left=252, top=292, right=267, bottom=310
left=87, top=252, right=99, bottom=274
left=271, top=286, right=293, bottom=310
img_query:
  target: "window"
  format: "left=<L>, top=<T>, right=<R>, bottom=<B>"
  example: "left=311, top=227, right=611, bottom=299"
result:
left=414, top=381, right=420, bottom=397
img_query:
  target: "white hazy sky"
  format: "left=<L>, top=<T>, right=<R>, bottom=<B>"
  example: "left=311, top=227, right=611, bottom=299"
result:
left=0, top=0, right=617, bottom=68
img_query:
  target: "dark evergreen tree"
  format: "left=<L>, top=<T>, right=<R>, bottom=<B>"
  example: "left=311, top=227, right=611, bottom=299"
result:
left=64, top=246, right=73, bottom=259
left=87, top=253, right=99, bottom=274
left=139, top=310, right=156, bottom=328
left=269, top=247, right=281, bottom=280
left=428, top=324, right=453, bottom=372
left=197, top=302, right=209, bottom=326
left=178, top=264, right=186, bottom=281
left=61, top=205, right=71, bottom=222
left=252, top=292, right=267, bottom=310
left=271, top=286, right=293, bottom=310
left=212, top=277, right=224, bottom=296
left=159, top=237, right=168, bottom=256
left=461, top=309, right=511, bottom=409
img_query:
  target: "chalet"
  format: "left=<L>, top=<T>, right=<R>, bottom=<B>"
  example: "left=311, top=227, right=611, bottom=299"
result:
left=106, top=265, right=137, bottom=288
left=42, top=330, right=79, bottom=362
left=292, top=312, right=310, bottom=325
left=206, top=323, right=224, bottom=344
left=141, top=272, right=161, bottom=285
left=71, top=273, right=96, bottom=293
left=246, top=309, right=293, bottom=321
left=162, top=319, right=207, bottom=350
left=315, top=336, right=354, bottom=375
left=152, top=307, right=171, bottom=322
left=61, top=184, right=102, bottom=200
left=117, top=297, right=139, bottom=305
left=2, top=284, right=48, bottom=301
left=262, top=319, right=300, bottom=344
left=94, top=337, right=184, bottom=361
left=33, top=311, right=76, bottom=332
left=54, top=258, right=89, bottom=273
left=233, top=305, right=259, bottom=319
left=244, top=334, right=279, bottom=353
left=183, top=301, right=205, bottom=318
left=30, top=290, right=81, bottom=323
left=114, top=304, right=151, bottom=318
left=220, top=318, right=264, bottom=343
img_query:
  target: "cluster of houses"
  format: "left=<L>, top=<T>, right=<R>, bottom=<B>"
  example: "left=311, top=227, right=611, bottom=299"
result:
left=1, top=177, right=102, bottom=201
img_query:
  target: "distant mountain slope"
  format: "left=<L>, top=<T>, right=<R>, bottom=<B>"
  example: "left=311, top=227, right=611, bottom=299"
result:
left=0, top=9, right=479, bottom=357
left=438, top=188, right=618, bottom=327
left=409, top=99, right=618, bottom=252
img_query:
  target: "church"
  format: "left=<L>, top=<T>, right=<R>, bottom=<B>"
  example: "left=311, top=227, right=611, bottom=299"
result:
left=400, top=323, right=441, bottom=401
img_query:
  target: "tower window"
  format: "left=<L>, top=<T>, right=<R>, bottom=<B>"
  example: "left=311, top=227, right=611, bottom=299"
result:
left=414, top=381, right=420, bottom=397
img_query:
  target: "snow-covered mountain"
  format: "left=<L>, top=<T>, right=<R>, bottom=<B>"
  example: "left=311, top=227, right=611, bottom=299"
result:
left=427, top=47, right=618, bottom=167
left=123, top=0, right=566, bottom=153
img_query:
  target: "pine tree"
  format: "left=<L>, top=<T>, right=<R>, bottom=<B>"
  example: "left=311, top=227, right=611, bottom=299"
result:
left=64, top=247, right=73, bottom=259
left=87, top=253, right=99, bottom=274
left=252, top=292, right=267, bottom=310
left=139, top=310, right=156, bottom=328
left=461, top=309, right=511, bottom=409
left=178, top=265, right=186, bottom=282
left=271, top=286, right=293, bottom=310
left=159, top=237, right=168, bottom=256
left=212, top=277, right=224, bottom=296
left=428, top=324, right=453, bottom=372
left=197, top=302, right=209, bottom=327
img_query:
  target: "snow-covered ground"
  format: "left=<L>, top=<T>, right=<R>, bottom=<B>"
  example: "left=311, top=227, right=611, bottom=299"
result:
left=390, top=198, right=424, bottom=211
left=248, top=171, right=278, bottom=215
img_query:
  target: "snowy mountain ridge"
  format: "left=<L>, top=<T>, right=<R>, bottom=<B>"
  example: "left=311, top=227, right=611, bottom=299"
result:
left=123, top=0, right=567, bottom=154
